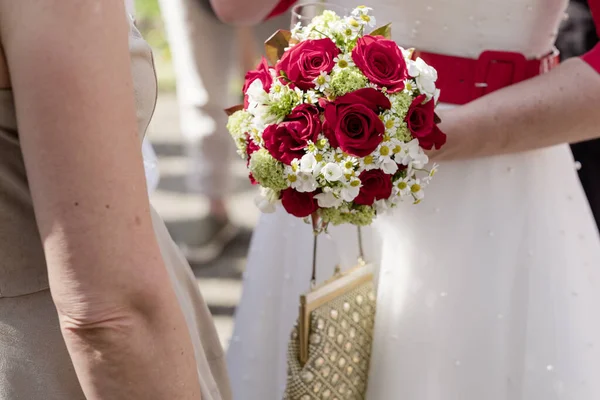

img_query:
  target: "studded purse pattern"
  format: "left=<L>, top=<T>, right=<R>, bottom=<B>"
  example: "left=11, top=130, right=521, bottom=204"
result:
left=283, top=264, right=377, bottom=400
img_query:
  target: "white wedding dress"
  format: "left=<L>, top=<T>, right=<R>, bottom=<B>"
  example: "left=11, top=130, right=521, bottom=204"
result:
left=227, top=1, right=600, bottom=399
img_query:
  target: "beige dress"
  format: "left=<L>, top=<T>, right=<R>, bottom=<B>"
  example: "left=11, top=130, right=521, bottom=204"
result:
left=0, top=15, right=231, bottom=400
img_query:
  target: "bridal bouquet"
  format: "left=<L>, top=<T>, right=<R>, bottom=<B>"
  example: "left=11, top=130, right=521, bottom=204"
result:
left=227, top=6, right=446, bottom=226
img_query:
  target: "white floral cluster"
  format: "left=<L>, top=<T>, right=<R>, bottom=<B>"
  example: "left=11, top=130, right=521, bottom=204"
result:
left=227, top=6, right=442, bottom=226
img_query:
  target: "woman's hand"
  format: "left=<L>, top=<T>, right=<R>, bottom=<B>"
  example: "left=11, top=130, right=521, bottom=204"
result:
left=0, top=0, right=201, bottom=398
left=429, top=57, right=600, bottom=161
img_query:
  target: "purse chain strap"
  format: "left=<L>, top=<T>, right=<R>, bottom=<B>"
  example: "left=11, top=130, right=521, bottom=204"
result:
left=310, top=226, right=365, bottom=287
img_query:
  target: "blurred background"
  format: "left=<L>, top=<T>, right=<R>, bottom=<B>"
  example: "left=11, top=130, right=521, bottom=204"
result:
left=134, top=0, right=600, bottom=350
left=135, top=0, right=263, bottom=349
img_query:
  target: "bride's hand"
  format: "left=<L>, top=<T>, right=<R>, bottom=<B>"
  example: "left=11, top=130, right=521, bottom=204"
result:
left=427, top=57, right=600, bottom=161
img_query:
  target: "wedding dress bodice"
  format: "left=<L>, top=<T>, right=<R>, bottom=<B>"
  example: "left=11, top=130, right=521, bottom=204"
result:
left=333, top=0, right=569, bottom=59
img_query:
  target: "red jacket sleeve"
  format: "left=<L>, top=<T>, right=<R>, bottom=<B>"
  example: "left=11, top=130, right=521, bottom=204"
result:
left=265, top=0, right=297, bottom=20
left=582, top=0, right=600, bottom=72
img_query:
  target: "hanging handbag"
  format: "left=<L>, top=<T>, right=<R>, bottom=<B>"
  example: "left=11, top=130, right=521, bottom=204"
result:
left=283, top=224, right=377, bottom=400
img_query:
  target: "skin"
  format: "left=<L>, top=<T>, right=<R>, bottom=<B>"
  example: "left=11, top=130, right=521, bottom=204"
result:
left=0, top=0, right=202, bottom=399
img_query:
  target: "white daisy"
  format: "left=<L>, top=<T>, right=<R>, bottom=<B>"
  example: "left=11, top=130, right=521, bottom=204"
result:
left=409, top=178, right=425, bottom=201
left=340, top=157, right=359, bottom=175
left=381, top=113, right=401, bottom=135
left=304, top=90, right=319, bottom=105
left=333, top=53, right=355, bottom=72
left=359, top=154, right=379, bottom=171
left=393, top=176, right=411, bottom=198
left=313, top=71, right=332, bottom=92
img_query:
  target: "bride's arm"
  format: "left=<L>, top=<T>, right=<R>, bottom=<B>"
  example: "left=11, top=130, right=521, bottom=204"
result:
left=434, top=57, right=600, bottom=160
left=0, top=1, right=201, bottom=399
left=209, top=0, right=295, bottom=25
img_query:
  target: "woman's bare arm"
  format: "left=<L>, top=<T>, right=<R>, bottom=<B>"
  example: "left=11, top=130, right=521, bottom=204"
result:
left=434, top=57, right=600, bottom=161
left=0, top=0, right=201, bottom=398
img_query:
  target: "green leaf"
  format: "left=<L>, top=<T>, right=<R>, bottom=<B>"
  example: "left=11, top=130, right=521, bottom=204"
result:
left=370, top=23, right=392, bottom=39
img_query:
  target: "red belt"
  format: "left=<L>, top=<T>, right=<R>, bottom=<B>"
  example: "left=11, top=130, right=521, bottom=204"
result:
left=412, top=49, right=560, bottom=105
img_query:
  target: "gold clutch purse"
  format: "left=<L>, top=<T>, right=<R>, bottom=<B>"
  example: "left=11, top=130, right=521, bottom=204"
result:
left=284, top=227, right=376, bottom=400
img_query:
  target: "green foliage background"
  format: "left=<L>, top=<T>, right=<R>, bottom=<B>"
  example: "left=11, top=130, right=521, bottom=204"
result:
left=134, top=0, right=175, bottom=91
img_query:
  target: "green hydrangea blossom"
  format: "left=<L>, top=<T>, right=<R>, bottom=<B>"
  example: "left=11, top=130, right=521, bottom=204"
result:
left=226, top=110, right=253, bottom=156
left=329, top=67, right=368, bottom=98
left=389, top=91, right=414, bottom=116
left=249, top=149, right=288, bottom=190
left=395, top=122, right=413, bottom=142
left=268, top=87, right=301, bottom=121
left=321, top=205, right=376, bottom=226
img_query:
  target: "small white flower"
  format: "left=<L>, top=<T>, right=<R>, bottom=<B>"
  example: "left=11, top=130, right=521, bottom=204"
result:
left=380, top=159, right=399, bottom=175
left=313, top=71, right=332, bottom=92
left=340, top=157, right=359, bottom=175
left=269, top=79, right=286, bottom=99
left=429, top=163, right=440, bottom=177
left=333, top=53, right=355, bottom=71
left=382, top=113, right=400, bottom=134
left=406, top=139, right=429, bottom=168
left=359, top=154, right=379, bottom=171
left=315, top=191, right=343, bottom=208
left=403, top=80, right=417, bottom=95
left=300, top=153, right=318, bottom=174
left=373, top=199, right=390, bottom=214
left=352, top=5, right=373, bottom=16
left=374, top=141, right=394, bottom=161
left=409, top=178, right=425, bottom=201
left=341, top=17, right=361, bottom=39
left=351, top=6, right=376, bottom=27
left=290, top=172, right=318, bottom=193
left=341, top=178, right=362, bottom=202
left=321, top=162, right=343, bottom=182
left=393, top=176, right=411, bottom=197
left=254, top=187, right=279, bottom=213
left=305, top=90, right=319, bottom=105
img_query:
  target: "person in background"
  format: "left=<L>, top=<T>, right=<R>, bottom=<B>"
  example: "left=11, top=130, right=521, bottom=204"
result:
left=157, top=0, right=289, bottom=264
left=557, top=0, right=600, bottom=229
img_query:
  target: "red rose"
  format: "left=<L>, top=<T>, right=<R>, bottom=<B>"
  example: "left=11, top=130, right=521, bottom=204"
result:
left=245, top=134, right=260, bottom=185
left=405, top=94, right=447, bottom=150
left=354, top=169, right=393, bottom=206
left=418, top=125, right=447, bottom=150
left=276, top=38, right=340, bottom=90
left=352, top=35, right=408, bottom=93
left=281, top=188, right=319, bottom=218
left=263, top=104, right=321, bottom=165
left=243, top=57, right=273, bottom=108
left=323, top=88, right=391, bottom=157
